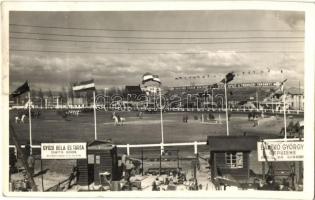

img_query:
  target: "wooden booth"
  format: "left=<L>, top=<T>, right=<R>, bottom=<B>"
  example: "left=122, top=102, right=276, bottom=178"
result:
left=207, top=136, right=258, bottom=184
left=77, top=140, right=119, bottom=186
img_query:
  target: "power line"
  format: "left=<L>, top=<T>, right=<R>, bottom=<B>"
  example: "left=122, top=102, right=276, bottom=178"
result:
left=10, top=23, right=305, bottom=33
left=10, top=48, right=304, bottom=55
left=10, top=36, right=304, bottom=45
left=10, top=45, right=182, bottom=51
left=10, top=31, right=305, bottom=40
left=9, top=44, right=303, bottom=52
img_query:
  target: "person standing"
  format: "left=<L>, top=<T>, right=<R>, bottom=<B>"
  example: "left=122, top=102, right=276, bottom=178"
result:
left=27, top=155, right=35, bottom=176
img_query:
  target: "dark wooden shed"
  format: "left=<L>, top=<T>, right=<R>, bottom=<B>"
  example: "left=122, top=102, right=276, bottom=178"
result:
left=207, top=136, right=258, bottom=183
left=77, top=140, right=119, bottom=186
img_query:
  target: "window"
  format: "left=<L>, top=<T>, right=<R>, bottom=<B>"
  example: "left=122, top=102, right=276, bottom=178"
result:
left=225, top=152, right=243, bottom=168
left=95, top=155, right=100, bottom=164
left=88, top=154, right=94, bottom=164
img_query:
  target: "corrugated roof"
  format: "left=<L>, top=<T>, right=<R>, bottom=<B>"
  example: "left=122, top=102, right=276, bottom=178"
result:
left=88, top=140, right=115, bottom=150
left=207, top=136, right=259, bottom=151
left=125, top=85, right=143, bottom=95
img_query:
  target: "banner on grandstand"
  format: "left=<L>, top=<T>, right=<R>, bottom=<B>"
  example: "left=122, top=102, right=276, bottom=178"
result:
left=41, top=143, right=87, bottom=159
left=257, top=140, right=304, bottom=162
left=172, top=82, right=280, bottom=90
left=72, top=80, right=95, bottom=92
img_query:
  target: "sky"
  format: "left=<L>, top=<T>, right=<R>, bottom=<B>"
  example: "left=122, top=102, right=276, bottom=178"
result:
left=9, top=11, right=305, bottom=92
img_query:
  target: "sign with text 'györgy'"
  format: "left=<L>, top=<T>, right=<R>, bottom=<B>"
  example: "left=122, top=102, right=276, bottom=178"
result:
left=257, top=140, right=304, bottom=162
left=41, top=143, right=87, bottom=159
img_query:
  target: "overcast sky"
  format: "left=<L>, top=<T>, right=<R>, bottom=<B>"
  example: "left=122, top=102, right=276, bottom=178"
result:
left=9, top=11, right=304, bottom=91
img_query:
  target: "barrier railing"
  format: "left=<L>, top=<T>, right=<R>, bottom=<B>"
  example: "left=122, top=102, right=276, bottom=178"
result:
left=9, top=141, right=207, bottom=157
left=9, top=106, right=304, bottom=115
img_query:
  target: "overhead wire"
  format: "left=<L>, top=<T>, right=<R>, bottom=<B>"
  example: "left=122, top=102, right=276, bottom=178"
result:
left=9, top=23, right=305, bottom=33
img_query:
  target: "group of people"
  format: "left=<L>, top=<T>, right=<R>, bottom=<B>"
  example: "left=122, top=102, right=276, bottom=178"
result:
left=248, top=112, right=260, bottom=127
left=14, top=110, right=41, bottom=123
left=182, top=114, right=189, bottom=123
left=182, top=112, right=218, bottom=123
left=279, top=120, right=304, bottom=138
left=112, top=112, right=125, bottom=126
left=152, top=169, right=187, bottom=191
left=257, top=175, right=293, bottom=191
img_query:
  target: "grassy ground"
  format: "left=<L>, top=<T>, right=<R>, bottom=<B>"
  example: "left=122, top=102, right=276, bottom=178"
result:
left=10, top=110, right=300, bottom=145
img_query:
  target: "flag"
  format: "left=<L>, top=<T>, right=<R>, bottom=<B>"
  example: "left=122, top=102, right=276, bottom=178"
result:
left=142, top=73, right=154, bottom=83
left=221, top=72, right=235, bottom=84
left=10, top=81, right=30, bottom=98
left=72, top=79, right=96, bottom=92
left=142, top=73, right=161, bottom=84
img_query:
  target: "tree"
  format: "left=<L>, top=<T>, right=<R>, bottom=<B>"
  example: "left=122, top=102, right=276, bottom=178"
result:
left=48, top=89, right=53, bottom=98
left=38, top=88, right=44, bottom=99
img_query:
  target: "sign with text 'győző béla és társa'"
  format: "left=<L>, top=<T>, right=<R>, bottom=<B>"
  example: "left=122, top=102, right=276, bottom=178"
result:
left=257, top=140, right=304, bottom=162
left=41, top=143, right=86, bottom=159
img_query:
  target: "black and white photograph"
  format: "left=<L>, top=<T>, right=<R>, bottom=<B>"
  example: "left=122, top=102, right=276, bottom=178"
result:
left=1, top=1, right=315, bottom=198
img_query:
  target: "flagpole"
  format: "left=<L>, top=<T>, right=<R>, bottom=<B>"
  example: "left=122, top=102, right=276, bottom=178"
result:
left=283, top=91, right=287, bottom=139
left=93, top=91, right=97, bottom=140
left=159, top=86, right=164, bottom=154
left=28, top=91, right=32, bottom=155
left=224, top=81, right=229, bottom=136
left=281, top=79, right=287, bottom=140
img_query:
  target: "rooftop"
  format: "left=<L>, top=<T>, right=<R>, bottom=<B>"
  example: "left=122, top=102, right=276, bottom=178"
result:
left=207, top=136, right=259, bottom=151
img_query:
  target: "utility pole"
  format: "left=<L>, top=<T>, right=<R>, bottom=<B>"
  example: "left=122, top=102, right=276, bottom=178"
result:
left=224, top=82, right=229, bottom=136
left=298, top=80, right=301, bottom=111
left=221, top=72, right=235, bottom=136
left=9, top=123, right=37, bottom=191
left=256, top=90, right=259, bottom=111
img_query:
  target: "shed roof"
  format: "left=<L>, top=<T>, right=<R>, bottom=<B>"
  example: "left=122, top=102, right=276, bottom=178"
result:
left=88, top=140, right=115, bottom=150
left=125, top=85, right=143, bottom=95
left=207, top=136, right=258, bottom=151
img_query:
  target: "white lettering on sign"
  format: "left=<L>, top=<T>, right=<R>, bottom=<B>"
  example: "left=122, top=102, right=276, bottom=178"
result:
left=257, top=140, right=304, bottom=162
left=41, top=143, right=87, bottom=159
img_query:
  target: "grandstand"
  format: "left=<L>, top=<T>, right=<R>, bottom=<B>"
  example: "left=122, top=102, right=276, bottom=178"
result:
left=165, top=82, right=303, bottom=110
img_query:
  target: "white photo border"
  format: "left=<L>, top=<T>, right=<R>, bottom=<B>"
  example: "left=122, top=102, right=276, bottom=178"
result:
left=1, top=1, right=314, bottom=199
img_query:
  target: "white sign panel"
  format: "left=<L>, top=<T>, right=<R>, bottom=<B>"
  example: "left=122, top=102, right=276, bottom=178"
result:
left=41, top=143, right=87, bottom=159
left=257, top=140, right=304, bottom=161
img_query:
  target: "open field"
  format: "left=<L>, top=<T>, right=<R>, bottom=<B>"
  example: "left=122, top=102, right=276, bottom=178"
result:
left=9, top=110, right=302, bottom=145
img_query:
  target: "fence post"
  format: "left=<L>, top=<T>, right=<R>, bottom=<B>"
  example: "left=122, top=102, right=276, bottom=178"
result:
left=177, top=149, right=180, bottom=169
left=194, top=141, right=198, bottom=155
left=126, top=144, right=130, bottom=156
left=13, top=146, right=17, bottom=159
left=160, top=143, right=164, bottom=155
left=159, top=153, right=162, bottom=175
left=141, top=148, right=144, bottom=176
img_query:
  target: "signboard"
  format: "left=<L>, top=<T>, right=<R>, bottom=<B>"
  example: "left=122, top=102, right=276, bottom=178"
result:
left=41, top=143, right=87, bottom=159
left=257, top=140, right=304, bottom=162
left=172, top=81, right=279, bottom=91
